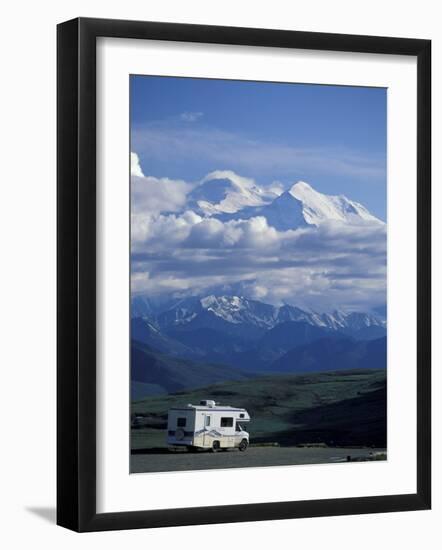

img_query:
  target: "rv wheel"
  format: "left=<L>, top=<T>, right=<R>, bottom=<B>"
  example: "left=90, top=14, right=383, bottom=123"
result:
left=212, top=441, right=220, bottom=453
left=239, top=439, right=249, bottom=452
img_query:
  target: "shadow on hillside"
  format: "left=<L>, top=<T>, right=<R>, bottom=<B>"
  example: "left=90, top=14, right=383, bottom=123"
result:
left=254, top=385, right=387, bottom=448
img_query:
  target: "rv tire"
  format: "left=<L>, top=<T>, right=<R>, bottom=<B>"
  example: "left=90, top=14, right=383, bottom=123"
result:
left=212, top=441, right=220, bottom=452
left=239, top=439, right=249, bottom=452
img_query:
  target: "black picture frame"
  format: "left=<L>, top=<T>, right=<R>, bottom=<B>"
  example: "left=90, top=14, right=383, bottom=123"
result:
left=57, top=17, right=431, bottom=532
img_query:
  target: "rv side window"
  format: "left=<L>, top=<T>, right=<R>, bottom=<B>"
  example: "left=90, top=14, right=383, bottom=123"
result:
left=220, top=417, right=233, bottom=427
left=177, top=417, right=187, bottom=427
left=205, top=416, right=210, bottom=426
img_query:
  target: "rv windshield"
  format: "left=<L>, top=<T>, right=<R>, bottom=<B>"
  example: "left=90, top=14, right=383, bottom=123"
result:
left=236, top=423, right=243, bottom=432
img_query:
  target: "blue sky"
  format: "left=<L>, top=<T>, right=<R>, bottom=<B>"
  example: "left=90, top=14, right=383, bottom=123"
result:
left=131, top=75, right=387, bottom=220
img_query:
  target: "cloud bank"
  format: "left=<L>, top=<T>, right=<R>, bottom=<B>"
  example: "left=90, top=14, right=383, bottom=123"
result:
left=130, top=160, right=387, bottom=313
left=131, top=153, right=191, bottom=216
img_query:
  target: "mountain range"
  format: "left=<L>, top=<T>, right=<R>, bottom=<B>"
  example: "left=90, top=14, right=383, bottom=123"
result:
left=131, top=294, right=386, bottom=398
left=131, top=174, right=386, bottom=399
left=186, top=173, right=384, bottom=230
left=133, top=294, right=385, bottom=335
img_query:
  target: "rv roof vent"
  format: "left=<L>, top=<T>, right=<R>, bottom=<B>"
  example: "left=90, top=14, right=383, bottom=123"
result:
left=200, top=399, right=216, bottom=407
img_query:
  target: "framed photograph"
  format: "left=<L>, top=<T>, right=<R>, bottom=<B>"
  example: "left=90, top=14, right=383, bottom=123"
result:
left=57, top=17, right=431, bottom=532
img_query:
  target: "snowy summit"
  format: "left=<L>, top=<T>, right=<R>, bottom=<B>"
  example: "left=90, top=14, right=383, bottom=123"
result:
left=288, top=181, right=383, bottom=226
left=187, top=171, right=268, bottom=216
left=185, top=174, right=384, bottom=231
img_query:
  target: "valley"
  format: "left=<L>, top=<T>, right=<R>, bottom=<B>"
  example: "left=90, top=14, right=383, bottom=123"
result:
left=132, top=369, right=386, bottom=450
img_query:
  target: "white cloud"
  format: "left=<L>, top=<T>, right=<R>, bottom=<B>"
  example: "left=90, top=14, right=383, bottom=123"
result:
left=235, top=216, right=279, bottom=249
left=180, top=111, right=204, bottom=122
left=131, top=174, right=191, bottom=216
left=201, top=170, right=257, bottom=191
left=128, top=158, right=386, bottom=311
left=134, top=213, right=281, bottom=252
left=131, top=271, right=150, bottom=293
left=131, top=207, right=386, bottom=312
left=265, top=180, right=285, bottom=198
left=131, top=210, right=201, bottom=251
left=131, top=151, right=193, bottom=216
left=131, top=152, right=144, bottom=177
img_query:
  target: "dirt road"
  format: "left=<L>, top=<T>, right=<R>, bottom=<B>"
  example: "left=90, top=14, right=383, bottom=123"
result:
left=130, top=446, right=386, bottom=473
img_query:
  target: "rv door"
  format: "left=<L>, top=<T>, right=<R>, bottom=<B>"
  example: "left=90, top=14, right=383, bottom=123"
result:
left=203, top=413, right=211, bottom=446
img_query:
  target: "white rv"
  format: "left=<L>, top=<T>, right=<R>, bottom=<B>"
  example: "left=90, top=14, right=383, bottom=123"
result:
left=167, top=400, right=250, bottom=452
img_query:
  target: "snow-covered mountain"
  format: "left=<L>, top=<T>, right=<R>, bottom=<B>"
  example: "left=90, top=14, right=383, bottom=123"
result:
left=155, top=296, right=202, bottom=327
left=187, top=171, right=271, bottom=216
left=143, top=294, right=386, bottom=333
left=289, top=181, right=382, bottom=226
left=207, top=180, right=383, bottom=230
left=185, top=173, right=384, bottom=230
left=248, top=187, right=309, bottom=231
left=132, top=175, right=386, bottom=334
left=200, top=295, right=277, bottom=328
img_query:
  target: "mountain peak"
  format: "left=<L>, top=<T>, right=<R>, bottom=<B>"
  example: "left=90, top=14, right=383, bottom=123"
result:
left=187, top=173, right=383, bottom=229
left=289, top=181, right=314, bottom=194
left=188, top=171, right=265, bottom=215
left=287, top=180, right=383, bottom=226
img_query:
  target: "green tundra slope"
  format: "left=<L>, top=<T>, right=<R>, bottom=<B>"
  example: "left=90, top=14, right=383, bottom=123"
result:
left=131, top=369, right=386, bottom=450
